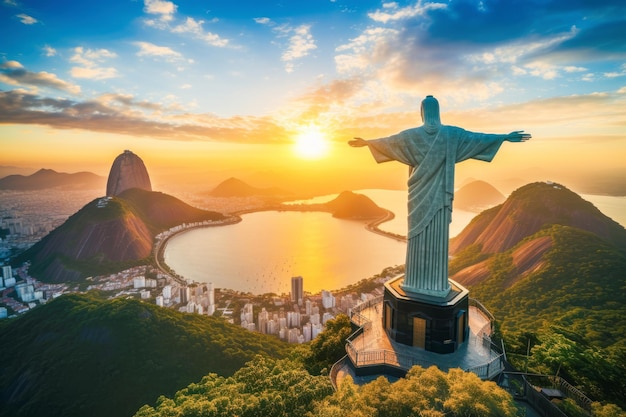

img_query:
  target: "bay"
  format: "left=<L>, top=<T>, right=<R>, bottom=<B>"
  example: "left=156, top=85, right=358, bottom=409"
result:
left=165, top=188, right=626, bottom=295
left=164, top=211, right=407, bottom=295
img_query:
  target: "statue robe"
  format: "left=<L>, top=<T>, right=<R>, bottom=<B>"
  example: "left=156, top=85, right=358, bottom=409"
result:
left=367, top=125, right=506, bottom=297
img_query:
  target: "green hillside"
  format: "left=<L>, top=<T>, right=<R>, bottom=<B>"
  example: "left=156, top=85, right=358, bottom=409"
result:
left=450, top=214, right=626, bottom=406
left=0, top=293, right=290, bottom=417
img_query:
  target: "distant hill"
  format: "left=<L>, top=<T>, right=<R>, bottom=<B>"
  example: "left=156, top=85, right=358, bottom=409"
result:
left=453, top=180, right=505, bottom=212
left=0, top=168, right=105, bottom=190
left=15, top=188, right=225, bottom=282
left=0, top=293, right=290, bottom=417
left=210, top=177, right=292, bottom=198
left=323, top=191, right=388, bottom=219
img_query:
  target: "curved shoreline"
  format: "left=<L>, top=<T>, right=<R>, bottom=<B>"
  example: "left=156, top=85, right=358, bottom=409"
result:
left=153, top=204, right=405, bottom=284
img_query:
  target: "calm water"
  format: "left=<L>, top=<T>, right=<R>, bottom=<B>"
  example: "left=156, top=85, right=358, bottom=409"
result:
left=165, top=189, right=626, bottom=295
left=164, top=210, right=407, bottom=295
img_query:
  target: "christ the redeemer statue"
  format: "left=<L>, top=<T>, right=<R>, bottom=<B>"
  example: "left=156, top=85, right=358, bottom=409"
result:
left=349, top=95, right=530, bottom=298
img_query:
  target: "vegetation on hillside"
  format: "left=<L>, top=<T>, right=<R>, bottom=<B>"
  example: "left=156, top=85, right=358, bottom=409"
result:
left=451, top=224, right=626, bottom=408
left=134, top=316, right=521, bottom=417
left=0, top=293, right=290, bottom=417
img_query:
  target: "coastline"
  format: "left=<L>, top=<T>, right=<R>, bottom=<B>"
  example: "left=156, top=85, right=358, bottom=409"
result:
left=153, top=203, right=404, bottom=286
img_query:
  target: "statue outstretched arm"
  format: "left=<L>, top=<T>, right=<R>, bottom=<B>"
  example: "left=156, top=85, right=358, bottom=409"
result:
left=505, top=131, right=531, bottom=142
left=348, top=137, right=368, bottom=147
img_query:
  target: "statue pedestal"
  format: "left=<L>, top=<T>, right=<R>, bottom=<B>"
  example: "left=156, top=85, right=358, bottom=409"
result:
left=383, top=275, right=469, bottom=354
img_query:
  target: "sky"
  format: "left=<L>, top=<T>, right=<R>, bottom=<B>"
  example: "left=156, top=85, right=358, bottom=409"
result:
left=1, top=0, right=625, bottom=195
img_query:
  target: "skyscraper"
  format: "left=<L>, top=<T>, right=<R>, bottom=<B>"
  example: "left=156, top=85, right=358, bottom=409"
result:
left=291, top=276, right=303, bottom=305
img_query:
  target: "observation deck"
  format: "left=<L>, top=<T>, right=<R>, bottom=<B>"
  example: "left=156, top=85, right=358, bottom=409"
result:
left=330, top=294, right=504, bottom=389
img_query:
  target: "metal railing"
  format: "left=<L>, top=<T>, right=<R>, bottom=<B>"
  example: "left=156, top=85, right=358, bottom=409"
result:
left=329, top=355, right=349, bottom=391
left=469, top=297, right=495, bottom=336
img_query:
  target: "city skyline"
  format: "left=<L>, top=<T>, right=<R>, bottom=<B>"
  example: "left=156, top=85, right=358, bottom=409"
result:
left=1, top=0, right=625, bottom=193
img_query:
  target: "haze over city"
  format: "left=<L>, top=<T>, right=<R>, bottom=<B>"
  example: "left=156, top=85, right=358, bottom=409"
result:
left=1, top=0, right=625, bottom=194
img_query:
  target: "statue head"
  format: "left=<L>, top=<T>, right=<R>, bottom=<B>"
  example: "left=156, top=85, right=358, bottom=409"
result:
left=421, top=95, right=441, bottom=133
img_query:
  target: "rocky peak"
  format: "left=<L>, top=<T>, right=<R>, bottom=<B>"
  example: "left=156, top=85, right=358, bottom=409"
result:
left=106, top=150, right=152, bottom=197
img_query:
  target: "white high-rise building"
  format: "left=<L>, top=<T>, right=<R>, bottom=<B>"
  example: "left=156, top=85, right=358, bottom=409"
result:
left=208, top=282, right=215, bottom=313
left=322, top=290, right=335, bottom=309
left=2, top=265, right=12, bottom=281
left=278, top=317, right=287, bottom=330
left=266, top=319, right=278, bottom=335
left=15, top=283, right=35, bottom=302
left=133, top=276, right=146, bottom=289
left=241, top=303, right=254, bottom=324
left=303, top=323, right=312, bottom=342
left=206, top=304, right=215, bottom=316
left=156, top=295, right=164, bottom=307
left=162, top=285, right=172, bottom=300
left=287, top=311, right=301, bottom=328
left=258, top=308, right=269, bottom=334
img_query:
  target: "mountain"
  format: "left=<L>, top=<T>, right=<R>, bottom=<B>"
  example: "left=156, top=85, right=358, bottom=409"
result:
left=450, top=181, right=626, bottom=255
left=209, top=177, right=291, bottom=198
left=106, top=150, right=152, bottom=196
left=15, top=188, right=225, bottom=282
left=0, top=168, right=105, bottom=190
left=0, top=293, right=290, bottom=417
left=453, top=180, right=505, bottom=212
left=324, top=191, right=388, bottom=219
left=448, top=182, right=626, bottom=406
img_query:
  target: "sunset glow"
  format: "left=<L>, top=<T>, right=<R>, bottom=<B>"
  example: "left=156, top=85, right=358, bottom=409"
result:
left=293, top=126, right=330, bottom=160
left=0, top=0, right=624, bottom=195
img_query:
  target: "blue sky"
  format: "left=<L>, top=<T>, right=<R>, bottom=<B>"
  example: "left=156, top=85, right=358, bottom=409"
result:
left=1, top=0, right=625, bottom=192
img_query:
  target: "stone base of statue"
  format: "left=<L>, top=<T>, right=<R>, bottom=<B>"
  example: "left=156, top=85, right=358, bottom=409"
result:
left=383, top=275, right=469, bottom=354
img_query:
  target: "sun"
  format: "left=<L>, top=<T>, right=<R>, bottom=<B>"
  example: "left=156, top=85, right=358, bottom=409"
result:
left=293, top=126, right=330, bottom=160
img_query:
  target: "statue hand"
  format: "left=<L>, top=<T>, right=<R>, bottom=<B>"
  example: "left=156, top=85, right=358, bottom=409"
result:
left=506, top=131, right=531, bottom=142
left=348, top=137, right=368, bottom=147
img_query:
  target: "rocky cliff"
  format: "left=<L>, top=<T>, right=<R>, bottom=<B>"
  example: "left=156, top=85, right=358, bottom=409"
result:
left=106, top=150, right=152, bottom=196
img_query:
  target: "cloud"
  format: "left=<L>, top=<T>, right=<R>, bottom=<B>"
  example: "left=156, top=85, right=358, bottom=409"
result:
left=69, top=47, right=118, bottom=80
left=368, top=1, right=446, bottom=23
left=171, top=17, right=229, bottom=47
left=0, top=61, right=80, bottom=94
left=142, top=1, right=229, bottom=47
left=332, top=0, right=626, bottom=104
left=144, top=0, right=176, bottom=22
left=281, top=25, right=316, bottom=61
left=134, top=41, right=182, bottom=61
left=43, top=45, right=57, bottom=57
left=254, top=17, right=271, bottom=25
left=262, top=23, right=317, bottom=73
left=0, top=90, right=291, bottom=144
left=16, top=13, right=37, bottom=24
